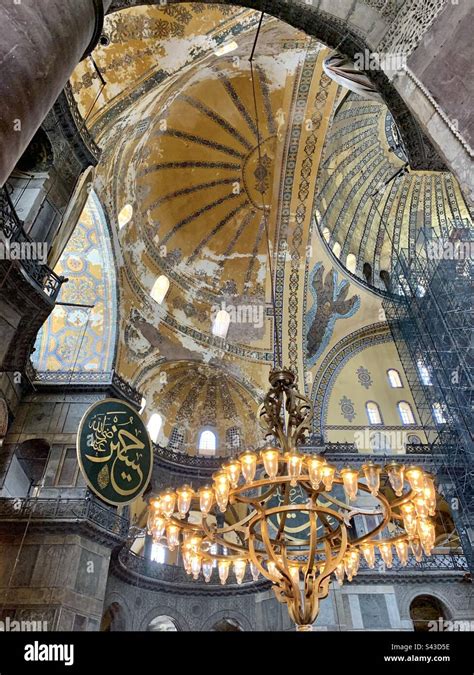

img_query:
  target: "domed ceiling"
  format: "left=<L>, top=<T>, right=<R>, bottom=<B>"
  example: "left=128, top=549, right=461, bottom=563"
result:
left=61, top=3, right=472, bottom=446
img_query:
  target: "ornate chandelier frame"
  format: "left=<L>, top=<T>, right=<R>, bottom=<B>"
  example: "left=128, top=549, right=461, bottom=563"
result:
left=147, top=369, right=439, bottom=630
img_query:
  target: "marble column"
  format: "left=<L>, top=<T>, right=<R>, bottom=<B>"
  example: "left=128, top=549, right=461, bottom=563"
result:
left=0, top=0, right=111, bottom=187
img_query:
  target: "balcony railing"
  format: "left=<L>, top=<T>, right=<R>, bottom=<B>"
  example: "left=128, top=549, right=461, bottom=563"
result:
left=0, top=187, right=66, bottom=301
left=0, top=496, right=129, bottom=539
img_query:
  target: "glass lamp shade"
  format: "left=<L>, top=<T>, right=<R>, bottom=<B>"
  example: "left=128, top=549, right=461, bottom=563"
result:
left=321, top=464, right=336, bottom=491
left=410, top=538, right=423, bottom=562
left=176, top=484, right=193, bottom=518
left=362, top=462, right=381, bottom=497
left=344, top=549, right=360, bottom=581
left=202, top=559, right=213, bottom=583
left=160, top=488, right=176, bottom=518
left=190, top=554, right=202, bottom=580
left=386, top=463, right=405, bottom=497
left=395, top=539, right=409, bottom=566
left=341, top=467, right=359, bottom=501
left=239, top=451, right=257, bottom=483
left=213, top=470, right=230, bottom=513
left=199, top=486, right=214, bottom=515
left=417, top=518, right=435, bottom=555
left=360, top=543, right=375, bottom=568
left=267, top=560, right=282, bottom=581
left=234, top=559, right=247, bottom=585
left=250, top=561, right=260, bottom=581
left=285, top=450, right=303, bottom=487
left=218, top=560, right=230, bottom=585
left=406, top=466, right=425, bottom=493
left=378, top=542, right=393, bottom=568
left=413, top=495, right=430, bottom=519
left=334, top=561, right=345, bottom=586
left=306, top=456, right=325, bottom=489
left=166, top=524, right=180, bottom=550
left=422, top=475, right=436, bottom=515
left=223, top=459, right=241, bottom=488
left=261, top=445, right=280, bottom=479
left=150, top=515, right=166, bottom=539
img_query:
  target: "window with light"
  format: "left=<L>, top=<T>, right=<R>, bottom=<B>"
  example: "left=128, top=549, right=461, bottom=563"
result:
left=398, top=401, right=415, bottom=425
left=387, top=369, right=403, bottom=388
left=366, top=401, right=382, bottom=425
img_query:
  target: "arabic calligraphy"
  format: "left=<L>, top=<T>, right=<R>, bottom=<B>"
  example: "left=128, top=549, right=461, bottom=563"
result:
left=77, top=399, right=152, bottom=505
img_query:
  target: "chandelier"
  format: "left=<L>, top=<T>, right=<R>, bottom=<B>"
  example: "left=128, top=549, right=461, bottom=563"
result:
left=147, top=368, right=439, bottom=630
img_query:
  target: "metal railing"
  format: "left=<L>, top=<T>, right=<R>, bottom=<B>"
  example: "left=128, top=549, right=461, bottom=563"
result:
left=0, top=496, right=129, bottom=538
left=0, top=187, right=65, bottom=301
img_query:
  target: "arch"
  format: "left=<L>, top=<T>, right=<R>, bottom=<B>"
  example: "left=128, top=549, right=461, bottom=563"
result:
left=200, top=608, right=254, bottom=632
left=409, top=595, right=450, bottom=633
left=118, top=203, right=133, bottom=229
left=148, top=615, right=179, bottom=632
left=387, top=369, right=403, bottom=388
left=363, top=262, right=373, bottom=285
left=32, top=190, right=118, bottom=379
left=211, top=619, right=244, bottom=632
left=380, top=270, right=391, bottom=292
left=366, top=401, right=382, bottom=425
left=139, top=605, right=191, bottom=632
left=332, top=241, right=341, bottom=258
left=346, top=253, right=357, bottom=274
left=397, top=401, right=416, bottom=425
left=100, top=602, right=127, bottom=632
left=212, top=309, right=231, bottom=338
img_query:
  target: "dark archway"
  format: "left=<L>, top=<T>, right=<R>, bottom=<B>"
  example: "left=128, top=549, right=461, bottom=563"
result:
left=410, top=595, right=449, bottom=632
left=212, top=618, right=244, bottom=632
left=101, top=602, right=127, bottom=632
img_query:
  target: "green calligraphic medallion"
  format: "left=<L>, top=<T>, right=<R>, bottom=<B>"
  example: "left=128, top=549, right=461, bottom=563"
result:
left=77, top=398, right=152, bottom=506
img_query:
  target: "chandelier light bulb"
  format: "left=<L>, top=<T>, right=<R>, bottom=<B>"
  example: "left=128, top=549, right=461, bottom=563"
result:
left=321, top=464, right=336, bottom=491
left=267, top=560, right=282, bottom=581
left=150, top=515, right=166, bottom=539
left=285, top=450, right=303, bottom=487
left=202, top=559, right=213, bottom=583
left=362, top=462, right=381, bottom=497
left=422, top=474, right=436, bottom=514
left=190, top=553, right=202, bottom=580
left=341, top=467, right=359, bottom=501
left=406, top=466, right=425, bottom=493
left=176, top=484, right=194, bottom=518
left=334, top=561, right=345, bottom=586
left=234, top=559, right=247, bottom=585
left=306, top=456, right=325, bottom=489
left=395, top=539, right=409, bottom=566
left=166, top=523, right=180, bottom=550
left=239, top=451, right=257, bottom=483
left=378, top=542, right=393, bottom=568
left=417, top=518, right=435, bottom=556
left=360, top=543, right=376, bottom=568
left=199, top=486, right=214, bottom=515
left=160, top=488, right=176, bottom=518
left=413, top=495, right=430, bottom=519
left=344, top=549, right=360, bottom=581
left=261, top=445, right=280, bottom=479
left=386, top=462, right=405, bottom=497
left=218, top=559, right=230, bottom=585
left=250, top=561, right=260, bottom=581
left=224, top=459, right=241, bottom=488
left=410, top=538, right=423, bottom=562
left=213, top=470, right=230, bottom=513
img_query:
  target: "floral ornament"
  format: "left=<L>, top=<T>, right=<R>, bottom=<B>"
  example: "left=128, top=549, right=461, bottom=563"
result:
left=340, top=396, right=356, bottom=422
left=356, top=366, right=373, bottom=389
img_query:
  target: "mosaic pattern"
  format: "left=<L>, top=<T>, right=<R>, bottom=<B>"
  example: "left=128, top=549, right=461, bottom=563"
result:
left=339, top=395, right=356, bottom=423
left=357, top=366, right=373, bottom=389
left=32, top=192, right=117, bottom=376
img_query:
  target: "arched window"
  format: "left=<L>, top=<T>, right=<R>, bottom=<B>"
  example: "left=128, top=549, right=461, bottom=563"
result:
left=198, top=429, right=217, bottom=455
left=212, top=309, right=231, bottom=339
left=398, top=401, right=415, bottom=425
left=432, top=403, right=446, bottom=424
left=332, top=241, right=341, bottom=258
left=148, top=616, right=179, bottom=632
left=139, top=397, right=146, bottom=414
left=147, top=413, right=162, bottom=444
left=410, top=595, right=448, bottom=632
left=417, top=360, right=432, bottom=385
left=387, top=369, right=403, bottom=388
left=366, top=401, right=382, bottom=425
left=118, top=204, right=133, bottom=229
left=380, top=270, right=391, bottom=291
left=416, top=284, right=426, bottom=298
left=346, top=253, right=357, bottom=274
left=363, top=262, right=372, bottom=284
left=322, top=227, right=331, bottom=243
left=150, top=275, right=169, bottom=304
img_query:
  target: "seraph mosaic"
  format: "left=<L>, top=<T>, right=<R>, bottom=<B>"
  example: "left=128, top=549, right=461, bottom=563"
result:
left=305, top=263, right=360, bottom=366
